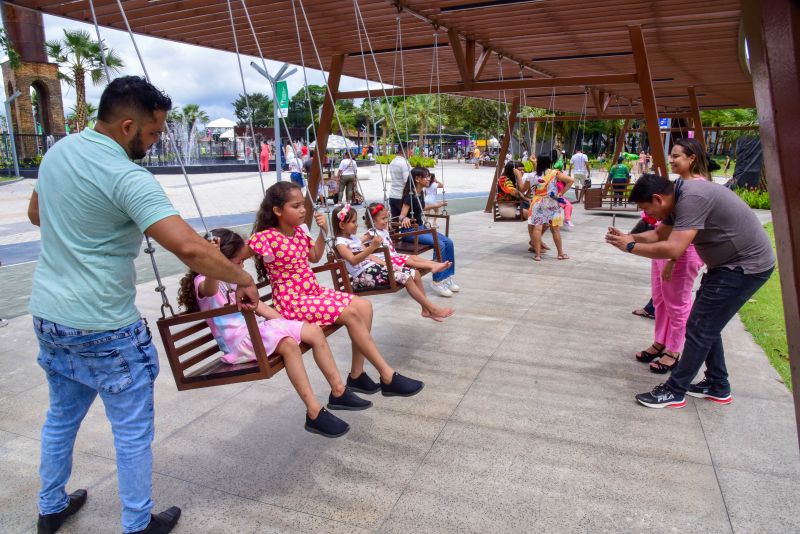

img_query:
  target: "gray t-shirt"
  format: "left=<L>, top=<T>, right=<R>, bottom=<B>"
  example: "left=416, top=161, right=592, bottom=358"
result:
left=665, top=180, right=774, bottom=274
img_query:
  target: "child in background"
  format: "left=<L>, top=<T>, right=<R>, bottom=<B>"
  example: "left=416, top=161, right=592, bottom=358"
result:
left=333, top=204, right=454, bottom=322
left=178, top=229, right=370, bottom=438
left=423, top=174, right=445, bottom=228
left=364, top=202, right=453, bottom=275
left=237, top=182, right=425, bottom=397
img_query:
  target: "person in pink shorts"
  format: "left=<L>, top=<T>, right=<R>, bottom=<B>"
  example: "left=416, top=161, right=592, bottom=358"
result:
left=178, top=229, right=371, bottom=438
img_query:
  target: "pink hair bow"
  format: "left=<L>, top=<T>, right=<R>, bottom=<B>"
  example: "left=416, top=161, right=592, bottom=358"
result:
left=337, top=203, right=352, bottom=221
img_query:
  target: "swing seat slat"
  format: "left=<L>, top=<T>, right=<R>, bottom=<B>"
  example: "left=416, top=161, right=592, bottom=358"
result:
left=157, top=261, right=350, bottom=391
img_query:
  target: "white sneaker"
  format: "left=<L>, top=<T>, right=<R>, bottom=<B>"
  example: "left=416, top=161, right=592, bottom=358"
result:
left=445, top=277, right=460, bottom=292
left=566, top=220, right=575, bottom=228
left=431, top=280, right=453, bottom=297
left=0, top=318, right=8, bottom=328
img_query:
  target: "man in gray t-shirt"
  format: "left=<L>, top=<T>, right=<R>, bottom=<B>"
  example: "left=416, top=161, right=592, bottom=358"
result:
left=606, top=175, right=774, bottom=409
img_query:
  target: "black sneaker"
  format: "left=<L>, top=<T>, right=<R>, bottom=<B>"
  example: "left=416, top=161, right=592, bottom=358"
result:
left=380, top=372, right=424, bottom=397
left=131, top=507, right=182, bottom=534
left=635, top=383, right=686, bottom=409
left=305, top=408, right=350, bottom=438
left=346, top=372, right=380, bottom=394
left=687, top=378, right=733, bottom=405
left=37, top=489, right=87, bottom=534
left=327, top=388, right=372, bottom=411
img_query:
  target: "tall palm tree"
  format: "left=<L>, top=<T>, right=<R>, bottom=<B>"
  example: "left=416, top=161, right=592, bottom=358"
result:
left=180, top=104, right=209, bottom=141
left=46, top=29, right=123, bottom=131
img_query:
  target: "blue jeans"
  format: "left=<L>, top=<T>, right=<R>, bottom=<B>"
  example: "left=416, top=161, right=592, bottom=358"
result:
left=401, top=229, right=455, bottom=282
left=665, top=266, right=773, bottom=394
left=34, top=317, right=159, bottom=533
left=290, top=172, right=304, bottom=187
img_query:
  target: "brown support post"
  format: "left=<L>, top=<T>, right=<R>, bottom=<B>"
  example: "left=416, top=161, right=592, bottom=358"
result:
left=306, top=54, right=345, bottom=225
left=474, top=47, right=491, bottom=81
left=743, top=0, right=800, bottom=449
left=447, top=29, right=472, bottom=90
left=612, top=119, right=631, bottom=164
left=688, top=86, right=706, bottom=151
left=629, top=25, right=667, bottom=176
left=484, top=96, right=521, bottom=213
left=465, top=39, right=476, bottom=82
left=590, top=89, right=604, bottom=118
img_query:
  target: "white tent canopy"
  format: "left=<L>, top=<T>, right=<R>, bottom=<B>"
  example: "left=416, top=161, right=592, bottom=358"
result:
left=207, top=118, right=237, bottom=129
left=488, top=137, right=501, bottom=148
left=219, top=128, right=235, bottom=139
left=309, top=134, right=357, bottom=150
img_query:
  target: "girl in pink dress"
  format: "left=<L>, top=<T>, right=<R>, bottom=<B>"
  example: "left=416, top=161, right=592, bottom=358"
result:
left=237, top=182, right=424, bottom=397
left=178, top=229, right=371, bottom=438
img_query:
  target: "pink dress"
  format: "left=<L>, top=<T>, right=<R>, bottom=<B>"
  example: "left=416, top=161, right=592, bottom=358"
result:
left=193, top=275, right=304, bottom=365
left=248, top=226, right=354, bottom=325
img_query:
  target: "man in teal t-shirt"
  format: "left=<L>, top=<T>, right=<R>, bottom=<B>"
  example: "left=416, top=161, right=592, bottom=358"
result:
left=28, top=76, right=259, bottom=534
left=606, top=156, right=632, bottom=206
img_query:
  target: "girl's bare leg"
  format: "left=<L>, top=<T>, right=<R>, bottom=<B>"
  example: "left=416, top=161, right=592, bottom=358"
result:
left=404, top=272, right=454, bottom=321
left=300, top=324, right=345, bottom=397
left=276, top=338, right=323, bottom=418
left=531, top=224, right=543, bottom=260
left=336, top=297, right=394, bottom=382
left=551, top=226, right=566, bottom=257
left=404, top=255, right=451, bottom=274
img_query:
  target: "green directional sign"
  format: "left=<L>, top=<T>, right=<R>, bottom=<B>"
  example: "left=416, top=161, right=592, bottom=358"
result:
left=276, top=80, right=289, bottom=118
left=470, top=133, right=478, bottom=141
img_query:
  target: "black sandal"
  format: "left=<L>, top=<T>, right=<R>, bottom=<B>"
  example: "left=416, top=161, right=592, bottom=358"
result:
left=635, top=344, right=664, bottom=363
left=650, top=354, right=680, bottom=374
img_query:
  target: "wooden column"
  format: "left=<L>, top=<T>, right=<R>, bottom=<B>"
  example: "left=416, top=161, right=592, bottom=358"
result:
left=743, top=0, right=800, bottom=448
left=612, top=119, right=631, bottom=164
left=485, top=95, right=520, bottom=213
left=629, top=25, right=667, bottom=176
left=688, top=86, right=706, bottom=151
left=306, top=54, right=345, bottom=225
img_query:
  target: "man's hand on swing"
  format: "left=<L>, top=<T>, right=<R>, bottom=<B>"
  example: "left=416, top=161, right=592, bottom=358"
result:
left=236, top=282, right=260, bottom=312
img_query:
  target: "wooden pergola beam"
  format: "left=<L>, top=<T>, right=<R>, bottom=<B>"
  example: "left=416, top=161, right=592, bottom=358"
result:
left=336, top=73, right=637, bottom=99
left=591, top=89, right=604, bottom=118
left=306, top=54, right=345, bottom=225
left=612, top=119, right=631, bottom=163
left=448, top=28, right=473, bottom=90
left=629, top=25, right=668, bottom=176
left=473, top=47, right=491, bottom=81
left=743, top=0, right=800, bottom=450
left=519, top=112, right=691, bottom=123
left=485, top=96, right=521, bottom=213
left=688, top=86, right=707, bottom=150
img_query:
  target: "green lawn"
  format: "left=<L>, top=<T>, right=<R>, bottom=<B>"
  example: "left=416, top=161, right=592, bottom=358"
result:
left=739, top=223, right=791, bottom=390
left=0, top=175, right=20, bottom=182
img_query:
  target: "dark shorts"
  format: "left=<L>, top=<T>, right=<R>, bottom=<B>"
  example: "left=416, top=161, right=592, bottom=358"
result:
left=290, top=172, right=304, bottom=186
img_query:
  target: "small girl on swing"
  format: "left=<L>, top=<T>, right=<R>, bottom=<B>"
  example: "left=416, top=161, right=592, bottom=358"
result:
left=363, top=202, right=452, bottom=276
left=235, top=182, right=425, bottom=399
left=178, top=229, right=370, bottom=438
left=332, top=203, right=454, bottom=322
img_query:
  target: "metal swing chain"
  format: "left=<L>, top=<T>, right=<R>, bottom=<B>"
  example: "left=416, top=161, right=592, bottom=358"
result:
left=433, top=29, right=447, bottom=215
left=225, top=0, right=266, bottom=194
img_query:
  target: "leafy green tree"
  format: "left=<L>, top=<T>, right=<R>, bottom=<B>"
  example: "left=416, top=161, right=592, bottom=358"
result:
left=287, top=85, right=326, bottom=128
left=46, top=29, right=123, bottom=131
left=232, top=92, right=273, bottom=128
left=0, top=28, right=21, bottom=69
left=67, top=102, right=98, bottom=130
left=179, top=104, right=209, bottom=141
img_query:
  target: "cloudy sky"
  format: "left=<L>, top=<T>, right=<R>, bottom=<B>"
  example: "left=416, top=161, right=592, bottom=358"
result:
left=1, top=12, right=379, bottom=122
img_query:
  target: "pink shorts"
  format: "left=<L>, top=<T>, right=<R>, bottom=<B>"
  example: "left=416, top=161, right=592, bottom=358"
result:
left=220, top=318, right=305, bottom=365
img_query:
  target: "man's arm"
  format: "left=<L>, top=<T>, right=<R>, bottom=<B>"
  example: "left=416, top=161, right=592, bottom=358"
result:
left=632, top=223, right=672, bottom=244
left=28, top=191, right=40, bottom=227
left=145, top=215, right=258, bottom=309
left=607, top=228, right=697, bottom=260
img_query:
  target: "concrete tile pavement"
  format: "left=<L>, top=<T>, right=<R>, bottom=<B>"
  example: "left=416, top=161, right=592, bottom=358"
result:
left=0, top=204, right=797, bottom=532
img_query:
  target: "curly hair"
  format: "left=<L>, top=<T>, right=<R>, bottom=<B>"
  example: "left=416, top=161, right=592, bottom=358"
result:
left=177, top=229, right=245, bottom=312
left=252, top=181, right=302, bottom=282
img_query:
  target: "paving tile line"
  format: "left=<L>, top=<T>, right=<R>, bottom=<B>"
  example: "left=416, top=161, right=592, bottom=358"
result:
left=375, top=297, right=540, bottom=531
left=694, top=401, right=735, bottom=533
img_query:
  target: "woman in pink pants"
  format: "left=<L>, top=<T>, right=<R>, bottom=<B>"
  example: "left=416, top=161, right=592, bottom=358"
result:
left=635, top=138, right=711, bottom=372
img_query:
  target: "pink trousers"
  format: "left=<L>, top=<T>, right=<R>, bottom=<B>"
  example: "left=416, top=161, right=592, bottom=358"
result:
left=562, top=198, right=573, bottom=222
left=651, top=246, right=704, bottom=353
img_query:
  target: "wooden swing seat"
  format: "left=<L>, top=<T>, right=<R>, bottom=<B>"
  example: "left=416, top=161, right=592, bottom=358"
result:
left=326, top=245, right=408, bottom=296
left=389, top=213, right=449, bottom=256
left=583, top=183, right=639, bottom=212
left=493, top=200, right=526, bottom=221
left=157, top=260, right=351, bottom=391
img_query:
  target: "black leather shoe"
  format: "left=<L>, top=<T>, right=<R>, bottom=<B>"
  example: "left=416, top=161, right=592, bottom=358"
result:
left=131, top=507, right=182, bottom=534
left=37, top=489, right=88, bottom=534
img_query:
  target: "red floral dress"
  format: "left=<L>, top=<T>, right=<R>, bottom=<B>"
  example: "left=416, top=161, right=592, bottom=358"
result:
left=248, top=226, right=354, bottom=325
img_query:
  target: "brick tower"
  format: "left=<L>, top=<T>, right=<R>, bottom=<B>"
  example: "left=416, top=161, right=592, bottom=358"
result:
left=2, top=3, right=66, bottom=158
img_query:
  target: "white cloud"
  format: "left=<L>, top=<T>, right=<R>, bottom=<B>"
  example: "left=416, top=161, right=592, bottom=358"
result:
left=1, top=13, right=385, bottom=123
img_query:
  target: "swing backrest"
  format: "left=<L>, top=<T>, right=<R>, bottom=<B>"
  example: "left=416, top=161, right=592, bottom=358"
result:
left=326, top=245, right=402, bottom=296
left=157, top=261, right=350, bottom=391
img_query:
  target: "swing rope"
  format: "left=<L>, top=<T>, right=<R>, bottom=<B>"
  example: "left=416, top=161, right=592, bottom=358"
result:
left=433, top=29, right=447, bottom=214
left=225, top=0, right=266, bottom=194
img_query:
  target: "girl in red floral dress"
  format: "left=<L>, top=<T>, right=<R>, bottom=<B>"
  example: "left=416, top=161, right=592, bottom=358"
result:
left=235, top=182, right=424, bottom=397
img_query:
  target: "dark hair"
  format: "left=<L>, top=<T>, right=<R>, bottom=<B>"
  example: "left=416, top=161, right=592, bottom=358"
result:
left=617, top=155, right=625, bottom=164
left=177, top=228, right=244, bottom=313
left=97, top=76, right=172, bottom=122
left=331, top=204, right=356, bottom=237
left=535, top=154, right=552, bottom=175
left=403, top=167, right=430, bottom=197
left=628, top=173, right=675, bottom=203
left=502, top=161, right=516, bottom=179
left=673, top=138, right=711, bottom=180
left=363, top=202, right=387, bottom=229
left=252, top=181, right=302, bottom=281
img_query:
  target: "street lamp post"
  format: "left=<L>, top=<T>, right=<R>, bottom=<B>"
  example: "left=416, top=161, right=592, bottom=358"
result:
left=4, top=90, right=22, bottom=177
left=251, top=62, right=297, bottom=181
left=373, top=117, right=385, bottom=155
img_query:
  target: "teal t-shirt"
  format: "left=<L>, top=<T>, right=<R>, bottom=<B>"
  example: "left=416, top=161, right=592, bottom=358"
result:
left=29, top=128, right=178, bottom=330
